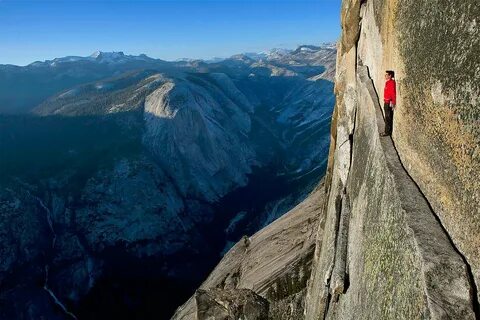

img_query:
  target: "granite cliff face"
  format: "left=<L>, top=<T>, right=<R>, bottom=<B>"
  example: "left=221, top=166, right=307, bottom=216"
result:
left=305, top=1, right=479, bottom=318
left=179, top=0, right=479, bottom=319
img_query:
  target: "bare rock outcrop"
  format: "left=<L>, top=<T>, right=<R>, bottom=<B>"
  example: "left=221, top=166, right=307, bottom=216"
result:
left=172, top=182, right=326, bottom=320
left=195, top=288, right=269, bottom=320
left=143, top=78, right=255, bottom=202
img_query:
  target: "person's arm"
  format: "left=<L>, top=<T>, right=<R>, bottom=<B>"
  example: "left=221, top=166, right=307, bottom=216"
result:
left=388, top=81, right=397, bottom=109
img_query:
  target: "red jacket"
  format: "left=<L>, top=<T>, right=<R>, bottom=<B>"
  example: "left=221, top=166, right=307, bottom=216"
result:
left=384, top=79, right=396, bottom=104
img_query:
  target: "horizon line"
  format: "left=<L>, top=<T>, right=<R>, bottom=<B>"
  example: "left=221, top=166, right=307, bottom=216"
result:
left=0, top=42, right=338, bottom=67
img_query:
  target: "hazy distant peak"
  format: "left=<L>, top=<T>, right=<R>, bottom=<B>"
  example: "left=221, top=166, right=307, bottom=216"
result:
left=267, top=48, right=293, bottom=56
left=24, top=51, right=155, bottom=67
left=237, top=44, right=336, bottom=62
left=229, top=53, right=257, bottom=62
left=90, top=50, right=102, bottom=58
left=292, top=43, right=336, bottom=54
left=294, top=45, right=321, bottom=53
left=90, top=51, right=125, bottom=59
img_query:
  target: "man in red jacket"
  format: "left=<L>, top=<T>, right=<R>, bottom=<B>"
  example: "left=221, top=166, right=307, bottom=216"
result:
left=381, top=70, right=396, bottom=136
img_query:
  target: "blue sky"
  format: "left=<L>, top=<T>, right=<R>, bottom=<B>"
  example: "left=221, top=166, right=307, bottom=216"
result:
left=0, top=0, right=341, bottom=66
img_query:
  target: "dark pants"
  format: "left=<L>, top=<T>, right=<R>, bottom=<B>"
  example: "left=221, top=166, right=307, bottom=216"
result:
left=383, top=102, right=394, bottom=134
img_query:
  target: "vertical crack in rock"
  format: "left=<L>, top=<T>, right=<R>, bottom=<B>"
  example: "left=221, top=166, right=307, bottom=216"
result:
left=322, top=108, right=357, bottom=319
left=330, top=192, right=351, bottom=297
left=321, top=192, right=343, bottom=318
left=322, top=116, right=356, bottom=318
left=319, top=21, right=360, bottom=320
left=31, top=194, right=79, bottom=320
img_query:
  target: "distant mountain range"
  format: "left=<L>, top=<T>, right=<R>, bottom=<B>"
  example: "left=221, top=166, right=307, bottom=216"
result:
left=0, top=44, right=336, bottom=114
left=0, top=44, right=336, bottom=319
left=17, top=43, right=335, bottom=67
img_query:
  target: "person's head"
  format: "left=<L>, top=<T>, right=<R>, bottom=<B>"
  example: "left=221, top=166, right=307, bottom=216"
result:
left=385, top=70, right=395, bottom=80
